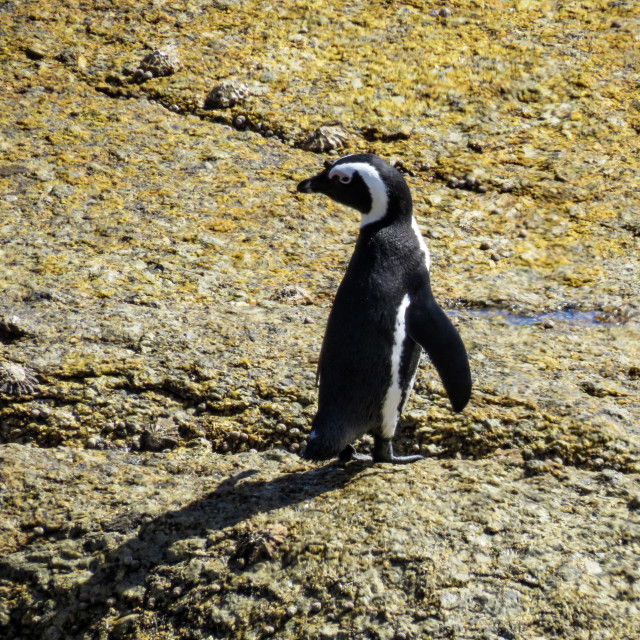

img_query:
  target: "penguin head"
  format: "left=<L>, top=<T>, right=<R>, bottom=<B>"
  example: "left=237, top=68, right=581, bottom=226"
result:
left=297, top=153, right=412, bottom=227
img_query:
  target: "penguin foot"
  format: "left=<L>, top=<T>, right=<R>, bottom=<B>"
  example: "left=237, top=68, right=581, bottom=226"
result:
left=338, top=444, right=372, bottom=462
left=372, top=438, right=423, bottom=464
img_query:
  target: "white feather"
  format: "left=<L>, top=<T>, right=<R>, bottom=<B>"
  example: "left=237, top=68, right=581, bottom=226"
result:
left=381, top=294, right=411, bottom=438
left=411, top=216, right=431, bottom=272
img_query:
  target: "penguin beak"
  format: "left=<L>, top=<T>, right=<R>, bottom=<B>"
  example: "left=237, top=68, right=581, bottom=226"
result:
left=297, top=170, right=330, bottom=194
left=297, top=177, right=316, bottom=193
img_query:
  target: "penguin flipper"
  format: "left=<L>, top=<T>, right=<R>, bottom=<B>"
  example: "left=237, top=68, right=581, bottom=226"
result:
left=406, top=291, right=471, bottom=413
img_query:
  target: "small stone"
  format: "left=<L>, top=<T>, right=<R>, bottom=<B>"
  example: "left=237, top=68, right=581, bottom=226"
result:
left=33, top=526, right=45, bottom=536
left=464, top=175, right=478, bottom=188
left=234, top=114, right=247, bottom=128
left=310, top=601, right=322, bottom=613
left=86, top=436, right=102, bottom=449
left=540, top=318, right=555, bottom=329
left=285, top=605, right=298, bottom=617
left=490, top=252, right=500, bottom=262
left=517, top=228, right=528, bottom=238
left=26, top=43, right=47, bottom=60
left=263, top=625, right=275, bottom=636
left=479, top=241, right=491, bottom=251
left=447, top=176, right=461, bottom=188
left=500, top=182, right=513, bottom=193
left=439, top=7, right=452, bottom=17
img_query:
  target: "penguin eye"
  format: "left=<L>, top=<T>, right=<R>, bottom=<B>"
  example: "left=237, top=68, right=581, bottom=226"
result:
left=329, top=168, right=353, bottom=185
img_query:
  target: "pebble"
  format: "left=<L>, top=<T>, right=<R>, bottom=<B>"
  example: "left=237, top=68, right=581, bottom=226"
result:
left=447, top=174, right=486, bottom=192
left=310, top=601, right=322, bottom=613
left=26, top=43, right=47, bottom=60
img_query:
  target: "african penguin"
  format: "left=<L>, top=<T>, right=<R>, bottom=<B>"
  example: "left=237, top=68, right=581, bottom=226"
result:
left=296, top=153, right=471, bottom=463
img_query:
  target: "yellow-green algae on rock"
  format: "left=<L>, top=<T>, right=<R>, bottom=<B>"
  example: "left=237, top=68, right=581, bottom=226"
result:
left=0, top=0, right=639, bottom=638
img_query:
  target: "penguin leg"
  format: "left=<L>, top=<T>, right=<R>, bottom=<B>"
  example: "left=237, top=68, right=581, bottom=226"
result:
left=372, top=437, right=423, bottom=464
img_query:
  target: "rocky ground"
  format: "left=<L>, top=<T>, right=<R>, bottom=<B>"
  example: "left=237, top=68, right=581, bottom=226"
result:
left=0, top=1, right=639, bottom=639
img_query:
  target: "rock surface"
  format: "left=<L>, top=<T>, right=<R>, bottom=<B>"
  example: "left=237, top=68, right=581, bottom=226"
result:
left=1, top=1, right=639, bottom=638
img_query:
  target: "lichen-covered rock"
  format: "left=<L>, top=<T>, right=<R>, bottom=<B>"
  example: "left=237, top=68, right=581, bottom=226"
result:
left=0, top=447, right=639, bottom=640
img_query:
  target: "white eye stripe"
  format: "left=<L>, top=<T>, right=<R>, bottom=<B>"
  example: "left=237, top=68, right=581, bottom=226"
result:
left=328, top=162, right=388, bottom=227
left=328, top=166, right=353, bottom=183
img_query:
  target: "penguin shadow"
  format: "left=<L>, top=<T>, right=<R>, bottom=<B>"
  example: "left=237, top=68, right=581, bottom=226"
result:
left=4, top=458, right=377, bottom=638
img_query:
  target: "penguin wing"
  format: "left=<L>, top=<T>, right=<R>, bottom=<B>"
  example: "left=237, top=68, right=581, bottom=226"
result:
left=406, top=287, right=472, bottom=412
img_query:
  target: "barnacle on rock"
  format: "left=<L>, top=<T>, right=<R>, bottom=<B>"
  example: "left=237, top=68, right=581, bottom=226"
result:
left=272, top=285, right=313, bottom=305
left=300, top=125, right=349, bottom=153
left=135, top=48, right=182, bottom=80
left=204, top=80, right=250, bottom=109
left=0, top=361, right=38, bottom=396
left=231, top=524, right=288, bottom=567
left=140, top=417, right=180, bottom=451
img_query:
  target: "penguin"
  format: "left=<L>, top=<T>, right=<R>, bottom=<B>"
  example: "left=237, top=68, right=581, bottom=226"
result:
left=296, top=153, right=471, bottom=463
